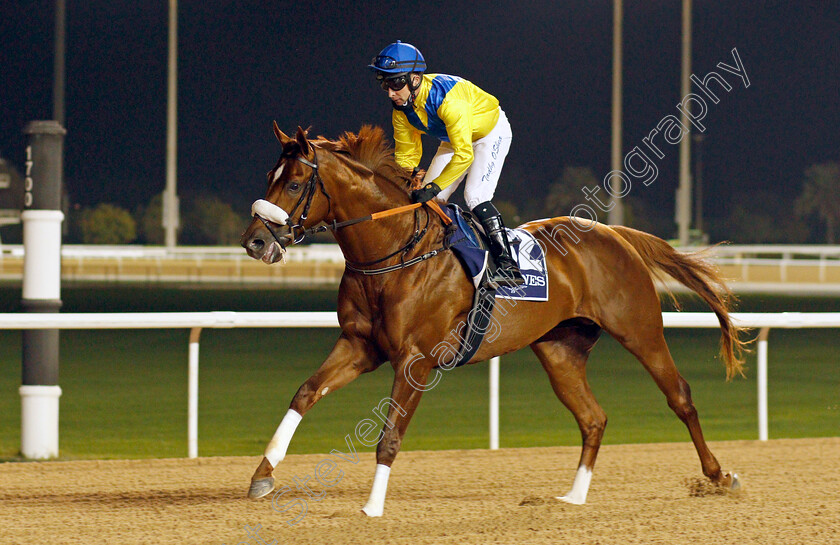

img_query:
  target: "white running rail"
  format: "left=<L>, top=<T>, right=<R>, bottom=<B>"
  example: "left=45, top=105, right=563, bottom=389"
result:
left=1, top=311, right=838, bottom=456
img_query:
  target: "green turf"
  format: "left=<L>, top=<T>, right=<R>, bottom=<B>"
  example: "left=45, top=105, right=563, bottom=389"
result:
left=0, top=285, right=837, bottom=460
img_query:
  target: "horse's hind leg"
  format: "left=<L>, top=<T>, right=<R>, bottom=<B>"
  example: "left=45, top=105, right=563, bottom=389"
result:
left=361, top=357, right=430, bottom=517
left=530, top=321, right=605, bottom=504
left=613, top=323, right=739, bottom=489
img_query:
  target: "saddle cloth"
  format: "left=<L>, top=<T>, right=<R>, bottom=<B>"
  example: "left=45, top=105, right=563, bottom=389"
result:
left=444, top=205, right=548, bottom=302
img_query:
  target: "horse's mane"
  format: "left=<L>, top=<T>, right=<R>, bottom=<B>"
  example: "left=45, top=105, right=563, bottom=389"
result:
left=316, top=125, right=411, bottom=191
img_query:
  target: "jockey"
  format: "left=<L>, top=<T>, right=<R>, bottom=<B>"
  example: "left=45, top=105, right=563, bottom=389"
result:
left=368, top=40, right=525, bottom=288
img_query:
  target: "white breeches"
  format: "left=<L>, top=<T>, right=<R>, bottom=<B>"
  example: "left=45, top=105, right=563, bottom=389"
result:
left=428, top=108, right=512, bottom=211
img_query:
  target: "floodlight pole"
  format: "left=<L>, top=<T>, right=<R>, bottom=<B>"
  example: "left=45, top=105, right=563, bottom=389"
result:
left=163, top=0, right=180, bottom=248
left=676, top=0, right=693, bottom=246
left=693, top=133, right=704, bottom=233
left=53, top=0, right=66, bottom=127
left=608, top=0, right=624, bottom=226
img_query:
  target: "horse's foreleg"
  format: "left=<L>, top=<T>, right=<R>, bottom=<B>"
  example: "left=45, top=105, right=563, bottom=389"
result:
left=531, top=326, right=604, bottom=505
left=361, top=360, right=429, bottom=517
left=248, top=334, right=379, bottom=499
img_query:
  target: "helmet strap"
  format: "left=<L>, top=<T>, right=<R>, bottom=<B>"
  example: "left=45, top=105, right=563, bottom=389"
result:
left=386, top=73, right=421, bottom=111
left=407, top=73, right=421, bottom=104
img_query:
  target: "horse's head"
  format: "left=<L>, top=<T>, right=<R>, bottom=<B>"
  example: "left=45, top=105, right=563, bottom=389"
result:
left=241, top=123, right=332, bottom=264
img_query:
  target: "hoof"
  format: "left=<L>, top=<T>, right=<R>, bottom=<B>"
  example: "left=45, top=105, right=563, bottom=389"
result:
left=723, top=471, right=741, bottom=491
left=556, top=495, right=585, bottom=505
left=248, top=477, right=275, bottom=499
left=361, top=505, right=383, bottom=517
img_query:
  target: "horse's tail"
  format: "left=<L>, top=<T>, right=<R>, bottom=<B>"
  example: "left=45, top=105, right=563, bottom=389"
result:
left=611, top=225, right=748, bottom=380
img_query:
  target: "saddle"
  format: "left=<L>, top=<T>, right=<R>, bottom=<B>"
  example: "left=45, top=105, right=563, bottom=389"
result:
left=446, top=206, right=489, bottom=252
left=442, top=204, right=516, bottom=290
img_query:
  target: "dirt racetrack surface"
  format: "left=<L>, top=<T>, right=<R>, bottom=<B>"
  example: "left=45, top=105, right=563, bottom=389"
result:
left=1, top=437, right=838, bottom=545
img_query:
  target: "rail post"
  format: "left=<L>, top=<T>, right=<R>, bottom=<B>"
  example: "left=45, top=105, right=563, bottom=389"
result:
left=20, top=120, right=66, bottom=459
left=489, top=356, right=499, bottom=450
left=188, top=327, right=202, bottom=458
left=757, top=327, right=770, bottom=441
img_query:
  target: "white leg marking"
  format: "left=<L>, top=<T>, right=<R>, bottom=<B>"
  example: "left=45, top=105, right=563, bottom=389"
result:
left=557, top=465, right=593, bottom=505
left=729, top=471, right=741, bottom=491
left=361, top=464, right=391, bottom=517
left=264, top=409, right=303, bottom=466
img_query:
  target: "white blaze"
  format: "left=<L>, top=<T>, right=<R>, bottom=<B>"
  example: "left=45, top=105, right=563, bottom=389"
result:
left=272, top=163, right=285, bottom=183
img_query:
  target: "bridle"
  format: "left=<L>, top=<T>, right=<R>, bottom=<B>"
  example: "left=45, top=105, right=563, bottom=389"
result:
left=253, top=147, right=451, bottom=275
left=257, top=149, right=330, bottom=246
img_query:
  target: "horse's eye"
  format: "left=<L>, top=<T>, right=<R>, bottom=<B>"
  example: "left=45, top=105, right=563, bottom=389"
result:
left=288, top=182, right=301, bottom=192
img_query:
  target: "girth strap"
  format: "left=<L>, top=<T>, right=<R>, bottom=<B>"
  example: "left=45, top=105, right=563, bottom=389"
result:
left=437, top=283, right=498, bottom=369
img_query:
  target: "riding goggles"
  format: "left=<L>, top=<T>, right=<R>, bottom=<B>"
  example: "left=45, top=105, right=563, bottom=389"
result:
left=372, top=54, right=400, bottom=71
left=377, top=74, right=409, bottom=91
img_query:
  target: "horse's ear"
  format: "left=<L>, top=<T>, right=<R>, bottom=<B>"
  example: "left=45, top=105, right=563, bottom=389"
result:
left=295, top=126, right=311, bottom=155
left=273, top=121, right=292, bottom=145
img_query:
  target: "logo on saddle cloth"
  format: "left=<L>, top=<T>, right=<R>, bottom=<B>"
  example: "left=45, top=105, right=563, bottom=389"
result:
left=496, top=230, right=548, bottom=301
left=444, top=205, right=548, bottom=302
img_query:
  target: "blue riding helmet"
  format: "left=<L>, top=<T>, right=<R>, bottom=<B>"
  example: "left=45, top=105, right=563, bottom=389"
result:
left=368, top=40, right=427, bottom=76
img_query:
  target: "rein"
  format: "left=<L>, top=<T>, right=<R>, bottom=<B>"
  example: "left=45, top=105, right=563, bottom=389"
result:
left=255, top=148, right=452, bottom=275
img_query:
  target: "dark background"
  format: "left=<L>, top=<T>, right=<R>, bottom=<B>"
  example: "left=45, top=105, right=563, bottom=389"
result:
left=1, top=1, right=838, bottom=239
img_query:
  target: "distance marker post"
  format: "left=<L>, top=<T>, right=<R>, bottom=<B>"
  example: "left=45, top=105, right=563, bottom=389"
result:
left=20, top=120, right=66, bottom=459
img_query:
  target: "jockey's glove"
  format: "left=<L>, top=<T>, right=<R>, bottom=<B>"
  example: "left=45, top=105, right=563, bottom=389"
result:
left=411, top=181, right=441, bottom=203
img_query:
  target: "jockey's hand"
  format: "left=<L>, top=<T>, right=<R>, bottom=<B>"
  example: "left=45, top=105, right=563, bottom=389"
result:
left=411, top=181, right=441, bottom=203
left=410, top=167, right=427, bottom=189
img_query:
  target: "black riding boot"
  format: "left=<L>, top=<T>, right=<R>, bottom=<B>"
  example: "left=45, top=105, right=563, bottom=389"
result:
left=472, top=201, right=526, bottom=288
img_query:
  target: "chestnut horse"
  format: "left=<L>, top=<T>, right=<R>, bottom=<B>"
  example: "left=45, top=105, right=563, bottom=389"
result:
left=240, top=124, right=746, bottom=517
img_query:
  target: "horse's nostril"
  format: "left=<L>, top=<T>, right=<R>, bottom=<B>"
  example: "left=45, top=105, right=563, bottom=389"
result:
left=249, top=238, right=265, bottom=252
